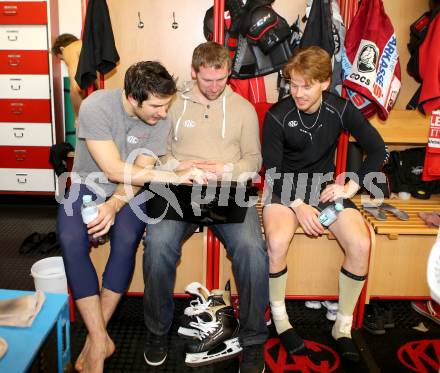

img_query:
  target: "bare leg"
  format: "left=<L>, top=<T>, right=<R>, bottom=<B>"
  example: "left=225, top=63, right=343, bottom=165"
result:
left=329, top=208, right=370, bottom=277
left=263, top=204, right=297, bottom=273
left=75, top=289, right=120, bottom=371
left=75, top=295, right=107, bottom=373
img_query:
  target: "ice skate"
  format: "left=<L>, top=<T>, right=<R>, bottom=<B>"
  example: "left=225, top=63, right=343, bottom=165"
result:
left=178, top=281, right=231, bottom=338
left=184, top=305, right=241, bottom=366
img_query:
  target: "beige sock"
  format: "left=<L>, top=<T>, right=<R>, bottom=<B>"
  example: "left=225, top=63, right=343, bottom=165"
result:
left=332, top=313, right=354, bottom=340
left=269, top=268, right=293, bottom=335
left=332, top=268, right=366, bottom=339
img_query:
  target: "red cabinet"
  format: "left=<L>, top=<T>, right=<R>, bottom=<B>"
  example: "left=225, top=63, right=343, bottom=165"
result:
left=0, top=0, right=60, bottom=193
left=0, top=50, right=49, bottom=74
left=0, top=146, right=52, bottom=168
left=0, top=99, right=51, bottom=122
left=0, top=2, right=47, bottom=24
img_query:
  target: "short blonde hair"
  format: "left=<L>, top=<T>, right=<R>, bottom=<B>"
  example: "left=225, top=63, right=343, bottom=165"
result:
left=192, top=42, right=231, bottom=73
left=283, top=46, right=332, bottom=84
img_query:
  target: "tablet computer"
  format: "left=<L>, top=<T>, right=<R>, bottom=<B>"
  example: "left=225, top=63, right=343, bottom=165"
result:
left=144, top=181, right=258, bottom=225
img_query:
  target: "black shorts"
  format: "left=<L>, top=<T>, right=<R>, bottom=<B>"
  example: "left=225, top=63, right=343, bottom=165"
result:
left=266, top=191, right=357, bottom=212
left=263, top=178, right=358, bottom=211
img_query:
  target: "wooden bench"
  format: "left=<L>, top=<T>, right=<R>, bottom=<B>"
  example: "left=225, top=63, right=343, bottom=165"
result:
left=90, top=229, right=208, bottom=295
left=354, top=196, right=439, bottom=300
left=351, top=110, right=438, bottom=301
left=88, top=192, right=374, bottom=304
left=219, top=195, right=375, bottom=299
left=217, top=195, right=375, bottom=328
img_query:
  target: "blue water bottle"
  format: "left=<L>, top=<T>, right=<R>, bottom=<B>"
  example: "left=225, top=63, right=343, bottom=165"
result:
left=319, top=202, right=344, bottom=227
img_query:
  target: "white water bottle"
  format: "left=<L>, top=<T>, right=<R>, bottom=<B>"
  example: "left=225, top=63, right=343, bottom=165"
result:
left=319, top=202, right=344, bottom=227
left=81, top=195, right=98, bottom=223
left=81, top=195, right=99, bottom=244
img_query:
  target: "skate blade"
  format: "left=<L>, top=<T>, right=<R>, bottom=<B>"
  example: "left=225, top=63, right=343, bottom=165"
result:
left=185, top=337, right=242, bottom=367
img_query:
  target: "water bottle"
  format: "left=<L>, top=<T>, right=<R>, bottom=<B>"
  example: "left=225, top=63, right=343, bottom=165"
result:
left=81, top=195, right=99, bottom=245
left=319, top=202, right=344, bottom=227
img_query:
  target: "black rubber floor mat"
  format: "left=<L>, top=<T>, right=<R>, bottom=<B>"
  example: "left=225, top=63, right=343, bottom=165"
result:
left=68, top=297, right=371, bottom=372
left=360, top=328, right=440, bottom=373
left=0, top=201, right=59, bottom=291
left=264, top=319, right=370, bottom=373
left=360, top=301, right=440, bottom=373
left=71, top=297, right=241, bottom=373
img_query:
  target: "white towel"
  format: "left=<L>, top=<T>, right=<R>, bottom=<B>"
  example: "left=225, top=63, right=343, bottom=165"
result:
left=0, top=291, right=45, bottom=328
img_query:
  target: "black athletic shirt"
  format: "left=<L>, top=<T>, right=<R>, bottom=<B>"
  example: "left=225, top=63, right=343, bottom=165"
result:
left=262, top=91, right=388, bottom=201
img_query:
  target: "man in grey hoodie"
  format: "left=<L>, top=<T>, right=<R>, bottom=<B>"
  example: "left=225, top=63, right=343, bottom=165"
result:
left=142, top=42, right=268, bottom=373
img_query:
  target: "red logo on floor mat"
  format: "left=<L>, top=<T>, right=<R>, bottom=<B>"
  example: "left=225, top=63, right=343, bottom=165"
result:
left=398, top=339, right=440, bottom=372
left=264, top=338, right=340, bottom=373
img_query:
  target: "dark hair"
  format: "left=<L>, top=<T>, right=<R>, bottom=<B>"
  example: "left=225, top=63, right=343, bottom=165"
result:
left=51, top=33, right=79, bottom=55
left=124, top=61, right=177, bottom=105
left=192, top=42, right=231, bottom=73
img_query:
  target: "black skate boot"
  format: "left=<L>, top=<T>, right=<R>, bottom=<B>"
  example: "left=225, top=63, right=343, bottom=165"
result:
left=178, top=281, right=231, bottom=338
left=184, top=305, right=242, bottom=366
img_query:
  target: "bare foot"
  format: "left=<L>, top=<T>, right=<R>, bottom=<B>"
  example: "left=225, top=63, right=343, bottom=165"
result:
left=75, top=335, right=115, bottom=372
left=105, top=335, right=115, bottom=360
left=81, top=336, right=115, bottom=373
left=75, top=336, right=89, bottom=372
left=81, top=343, right=105, bottom=373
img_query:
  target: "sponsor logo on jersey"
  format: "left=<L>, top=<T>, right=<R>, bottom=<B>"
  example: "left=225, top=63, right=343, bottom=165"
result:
left=288, top=120, right=298, bottom=128
left=376, top=35, right=398, bottom=89
left=357, top=44, right=378, bottom=73
left=348, top=40, right=380, bottom=89
left=183, top=120, right=196, bottom=128
left=345, top=35, right=400, bottom=115
left=411, top=166, right=423, bottom=176
left=127, top=135, right=139, bottom=144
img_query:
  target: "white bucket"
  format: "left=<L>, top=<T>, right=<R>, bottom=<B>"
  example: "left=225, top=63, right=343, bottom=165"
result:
left=31, top=256, right=68, bottom=294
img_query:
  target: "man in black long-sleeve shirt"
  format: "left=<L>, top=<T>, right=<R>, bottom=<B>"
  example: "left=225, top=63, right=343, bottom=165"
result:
left=262, top=46, right=388, bottom=362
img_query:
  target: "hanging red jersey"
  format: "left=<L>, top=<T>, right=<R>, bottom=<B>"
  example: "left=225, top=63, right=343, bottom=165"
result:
left=419, top=11, right=440, bottom=114
left=423, top=110, right=440, bottom=181
left=228, top=77, right=267, bottom=105
left=342, top=0, right=401, bottom=120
